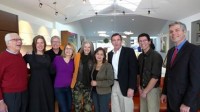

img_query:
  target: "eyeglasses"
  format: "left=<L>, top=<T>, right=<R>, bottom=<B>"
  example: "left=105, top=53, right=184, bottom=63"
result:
left=9, top=38, right=23, bottom=42
left=52, top=41, right=60, bottom=43
left=65, top=48, right=73, bottom=51
left=139, top=39, right=148, bottom=43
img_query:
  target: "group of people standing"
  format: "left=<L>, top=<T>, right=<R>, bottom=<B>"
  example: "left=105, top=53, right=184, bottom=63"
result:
left=137, top=21, right=200, bottom=112
left=0, top=21, right=200, bottom=112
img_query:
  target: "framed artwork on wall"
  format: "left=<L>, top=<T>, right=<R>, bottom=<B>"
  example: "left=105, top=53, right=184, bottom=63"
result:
left=160, top=36, right=167, bottom=53
left=196, top=33, right=200, bottom=45
left=68, top=33, right=78, bottom=50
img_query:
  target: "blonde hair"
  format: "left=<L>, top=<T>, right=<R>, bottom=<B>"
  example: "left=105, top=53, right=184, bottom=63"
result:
left=61, top=43, right=76, bottom=59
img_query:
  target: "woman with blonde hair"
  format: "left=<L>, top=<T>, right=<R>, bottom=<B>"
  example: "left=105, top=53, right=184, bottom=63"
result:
left=71, top=40, right=94, bottom=112
left=52, top=43, right=76, bottom=112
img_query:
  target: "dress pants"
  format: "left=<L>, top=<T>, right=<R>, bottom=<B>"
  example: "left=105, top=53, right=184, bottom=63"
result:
left=111, top=80, right=134, bottom=112
left=3, top=90, right=28, bottom=112
left=140, top=87, right=160, bottom=112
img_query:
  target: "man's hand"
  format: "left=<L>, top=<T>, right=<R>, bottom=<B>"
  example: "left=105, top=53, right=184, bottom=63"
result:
left=138, top=86, right=142, bottom=95
left=180, top=104, right=190, bottom=112
left=0, top=100, right=8, bottom=112
left=138, top=86, right=147, bottom=98
left=160, top=94, right=167, bottom=103
left=127, top=88, right=134, bottom=98
left=140, top=91, right=147, bottom=98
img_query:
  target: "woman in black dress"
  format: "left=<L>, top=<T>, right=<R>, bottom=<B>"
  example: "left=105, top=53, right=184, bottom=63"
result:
left=24, top=35, right=54, bottom=112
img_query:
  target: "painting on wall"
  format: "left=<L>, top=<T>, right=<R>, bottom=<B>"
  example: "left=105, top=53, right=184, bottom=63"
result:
left=68, top=33, right=78, bottom=50
left=160, top=36, right=167, bottom=53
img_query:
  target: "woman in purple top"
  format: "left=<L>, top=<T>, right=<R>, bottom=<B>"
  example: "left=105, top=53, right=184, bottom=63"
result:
left=52, top=43, right=76, bottom=112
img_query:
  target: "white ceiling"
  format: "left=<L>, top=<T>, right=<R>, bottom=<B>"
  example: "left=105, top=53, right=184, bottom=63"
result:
left=1, top=0, right=200, bottom=39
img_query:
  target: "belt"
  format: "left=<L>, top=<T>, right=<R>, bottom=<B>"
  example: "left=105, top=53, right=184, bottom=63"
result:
left=114, top=79, right=118, bottom=81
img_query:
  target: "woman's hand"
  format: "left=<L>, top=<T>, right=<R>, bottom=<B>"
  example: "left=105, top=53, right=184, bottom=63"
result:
left=91, top=80, right=97, bottom=86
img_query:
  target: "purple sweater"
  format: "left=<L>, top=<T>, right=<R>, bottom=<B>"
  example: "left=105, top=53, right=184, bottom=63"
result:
left=53, top=56, right=74, bottom=88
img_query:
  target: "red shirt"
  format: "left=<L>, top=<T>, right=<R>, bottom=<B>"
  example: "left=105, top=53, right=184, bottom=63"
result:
left=0, top=51, right=28, bottom=100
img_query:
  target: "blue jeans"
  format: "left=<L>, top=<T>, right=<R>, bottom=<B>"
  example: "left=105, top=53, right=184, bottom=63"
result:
left=55, top=87, right=72, bottom=112
left=92, top=91, right=111, bottom=112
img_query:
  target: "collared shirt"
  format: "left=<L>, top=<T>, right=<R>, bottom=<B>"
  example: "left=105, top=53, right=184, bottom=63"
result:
left=6, top=49, right=18, bottom=54
left=177, top=39, right=187, bottom=51
left=138, top=48, right=163, bottom=88
left=171, top=39, right=187, bottom=59
left=112, top=47, right=122, bottom=79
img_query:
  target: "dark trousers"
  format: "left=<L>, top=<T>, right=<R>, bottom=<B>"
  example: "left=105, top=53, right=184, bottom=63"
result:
left=3, top=90, right=28, bottom=112
left=55, top=87, right=72, bottom=112
left=92, top=91, right=111, bottom=112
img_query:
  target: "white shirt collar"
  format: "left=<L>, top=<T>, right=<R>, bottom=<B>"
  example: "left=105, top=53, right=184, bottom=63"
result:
left=6, top=49, right=19, bottom=54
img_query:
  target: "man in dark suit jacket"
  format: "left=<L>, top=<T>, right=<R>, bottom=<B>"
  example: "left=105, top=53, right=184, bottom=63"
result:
left=161, top=22, right=200, bottom=112
left=108, top=33, right=138, bottom=112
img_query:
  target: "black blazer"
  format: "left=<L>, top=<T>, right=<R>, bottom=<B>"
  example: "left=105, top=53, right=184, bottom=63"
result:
left=162, top=41, right=200, bottom=112
left=108, top=47, right=138, bottom=96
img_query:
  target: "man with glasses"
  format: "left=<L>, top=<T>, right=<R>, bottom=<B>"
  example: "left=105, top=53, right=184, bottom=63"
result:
left=137, top=33, right=163, bottom=112
left=45, top=36, right=62, bottom=83
left=45, top=36, right=62, bottom=112
left=46, top=36, right=62, bottom=62
left=0, top=33, right=28, bottom=112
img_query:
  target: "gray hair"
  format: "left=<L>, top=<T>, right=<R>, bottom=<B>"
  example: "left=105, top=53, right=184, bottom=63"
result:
left=79, top=40, right=94, bottom=55
left=4, top=33, right=18, bottom=45
left=51, top=36, right=60, bottom=42
left=169, top=21, right=187, bottom=32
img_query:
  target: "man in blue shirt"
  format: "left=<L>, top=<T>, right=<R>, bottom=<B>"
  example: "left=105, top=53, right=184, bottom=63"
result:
left=161, top=22, right=200, bottom=112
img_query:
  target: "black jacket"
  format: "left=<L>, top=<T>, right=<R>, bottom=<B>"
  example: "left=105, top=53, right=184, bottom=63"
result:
left=108, top=46, right=138, bottom=96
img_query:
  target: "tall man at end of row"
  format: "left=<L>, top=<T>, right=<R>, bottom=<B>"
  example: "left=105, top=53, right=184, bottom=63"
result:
left=161, top=22, right=200, bottom=112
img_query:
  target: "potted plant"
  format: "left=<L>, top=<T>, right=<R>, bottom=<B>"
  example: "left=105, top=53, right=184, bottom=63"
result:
left=103, top=38, right=109, bottom=43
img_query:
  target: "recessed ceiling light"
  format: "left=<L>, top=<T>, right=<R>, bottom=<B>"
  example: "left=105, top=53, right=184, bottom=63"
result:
left=99, top=33, right=109, bottom=37
left=98, top=31, right=106, bottom=34
left=124, top=31, right=134, bottom=35
left=122, top=35, right=127, bottom=38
